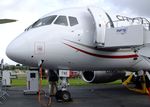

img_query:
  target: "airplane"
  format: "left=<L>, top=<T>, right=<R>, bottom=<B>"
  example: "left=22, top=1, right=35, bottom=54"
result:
left=0, top=19, right=17, bottom=24
left=6, top=6, right=150, bottom=101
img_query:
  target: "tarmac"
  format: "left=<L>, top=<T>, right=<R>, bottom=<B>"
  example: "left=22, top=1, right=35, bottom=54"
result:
left=1, top=84, right=150, bottom=107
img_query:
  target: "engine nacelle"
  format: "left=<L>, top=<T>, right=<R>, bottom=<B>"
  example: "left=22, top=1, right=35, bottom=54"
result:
left=81, top=71, right=125, bottom=83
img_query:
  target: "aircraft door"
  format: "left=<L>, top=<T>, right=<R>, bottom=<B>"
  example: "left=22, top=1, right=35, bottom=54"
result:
left=88, top=7, right=113, bottom=47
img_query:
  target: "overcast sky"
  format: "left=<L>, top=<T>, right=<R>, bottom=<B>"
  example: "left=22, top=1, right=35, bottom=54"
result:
left=0, top=0, right=150, bottom=65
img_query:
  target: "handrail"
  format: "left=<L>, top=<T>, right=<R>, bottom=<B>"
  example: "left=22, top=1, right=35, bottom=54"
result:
left=106, top=15, right=150, bottom=30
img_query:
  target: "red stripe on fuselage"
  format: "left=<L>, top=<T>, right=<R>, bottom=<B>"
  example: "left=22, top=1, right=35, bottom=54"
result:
left=64, top=43, right=138, bottom=59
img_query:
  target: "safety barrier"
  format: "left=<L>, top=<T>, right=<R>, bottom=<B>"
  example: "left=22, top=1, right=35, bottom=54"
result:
left=0, top=79, right=9, bottom=104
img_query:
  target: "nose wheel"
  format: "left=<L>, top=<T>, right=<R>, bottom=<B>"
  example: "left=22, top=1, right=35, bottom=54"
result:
left=48, top=70, right=72, bottom=102
left=55, top=90, right=71, bottom=102
left=55, top=77, right=72, bottom=102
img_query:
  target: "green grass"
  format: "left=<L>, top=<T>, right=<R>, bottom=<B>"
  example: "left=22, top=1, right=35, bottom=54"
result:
left=11, top=78, right=89, bottom=86
left=11, top=78, right=122, bottom=86
left=12, top=78, right=26, bottom=86
left=11, top=78, right=48, bottom=86
left=69, top=78, right=89, bottom=86
left=106, top=80, right=122, bottom=85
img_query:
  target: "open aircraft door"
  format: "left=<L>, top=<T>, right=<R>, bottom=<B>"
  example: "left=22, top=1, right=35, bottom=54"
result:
left=88, top=6, right=114, bottom=47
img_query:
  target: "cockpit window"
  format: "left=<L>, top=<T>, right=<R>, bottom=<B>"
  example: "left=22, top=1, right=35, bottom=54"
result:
left=54, top=15, right=68, bottom=26
left=32, top=15, right=57, bottom=28
left=69, top=16, right=78, bottom=26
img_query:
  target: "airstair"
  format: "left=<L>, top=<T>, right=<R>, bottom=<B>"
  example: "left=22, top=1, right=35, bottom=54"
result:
left=88, top=6, right=150, bottom=48
left=103, top=15, right=150, bottom=48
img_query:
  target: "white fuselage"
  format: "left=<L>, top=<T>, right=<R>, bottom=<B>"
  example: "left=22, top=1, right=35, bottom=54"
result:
left=6, top=7, right=150, bottom=71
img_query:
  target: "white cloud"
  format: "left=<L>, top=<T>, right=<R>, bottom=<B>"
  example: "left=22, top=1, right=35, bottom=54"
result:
left=106, top=0, right=150, bottom=17
left=0, top=0, right=14, bottom=6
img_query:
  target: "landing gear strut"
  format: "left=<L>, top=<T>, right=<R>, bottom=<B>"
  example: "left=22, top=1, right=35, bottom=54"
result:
left=56, top=77, right=71, bottom=102
left=48, top=70, right=72, bottom=102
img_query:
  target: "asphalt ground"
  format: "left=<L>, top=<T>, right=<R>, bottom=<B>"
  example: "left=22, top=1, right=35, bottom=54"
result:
left=1, top=84, right=150, bottom=107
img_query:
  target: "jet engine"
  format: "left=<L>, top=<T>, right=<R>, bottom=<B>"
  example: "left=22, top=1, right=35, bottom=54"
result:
left=81, top=71, right=125, bottom=83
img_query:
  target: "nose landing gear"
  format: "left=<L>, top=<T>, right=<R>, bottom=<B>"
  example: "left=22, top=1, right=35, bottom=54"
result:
left=48, top=70, right=72, bottom=102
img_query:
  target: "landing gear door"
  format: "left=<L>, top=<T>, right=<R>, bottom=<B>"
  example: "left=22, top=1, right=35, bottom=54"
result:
left=88, top=7, right=111, bottom=46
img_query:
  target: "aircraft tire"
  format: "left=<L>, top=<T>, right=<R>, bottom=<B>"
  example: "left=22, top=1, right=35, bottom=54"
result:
left=61, top=90, right=71, bottom=102
left=55, top=90, right=71, bottom=102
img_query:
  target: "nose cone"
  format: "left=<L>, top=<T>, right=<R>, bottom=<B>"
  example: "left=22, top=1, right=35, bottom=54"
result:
left=6, top=37, right=27, bottom=63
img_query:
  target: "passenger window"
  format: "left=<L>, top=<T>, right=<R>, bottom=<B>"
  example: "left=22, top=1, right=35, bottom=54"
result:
left=31, top=15, right=57, bottom=28
left=69, top=16, right=78, bottom=26
left=54, top=16, right=68, bottom=26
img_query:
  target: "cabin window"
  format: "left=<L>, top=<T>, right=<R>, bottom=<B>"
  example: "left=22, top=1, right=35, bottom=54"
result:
left=54, top=15, right=68, bottom=26
left=31, top=15, right=57, bottom=28
left=69, top=16, right=78, bottom=26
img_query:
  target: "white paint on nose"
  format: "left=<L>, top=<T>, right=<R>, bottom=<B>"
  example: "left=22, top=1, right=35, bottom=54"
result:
left=6, top=36, right=27, bottom=63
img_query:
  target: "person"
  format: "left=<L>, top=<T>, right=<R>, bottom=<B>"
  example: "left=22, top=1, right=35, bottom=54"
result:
left=48, top=70, right=59, bottom=96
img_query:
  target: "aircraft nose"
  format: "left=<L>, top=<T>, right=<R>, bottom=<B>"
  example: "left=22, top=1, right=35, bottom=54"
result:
left=6, top=37, right=27, bottom=63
